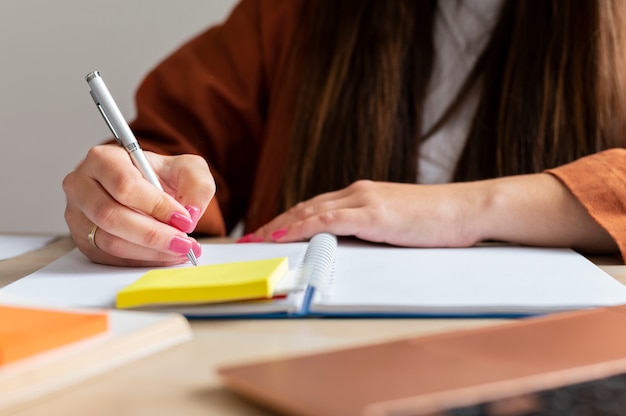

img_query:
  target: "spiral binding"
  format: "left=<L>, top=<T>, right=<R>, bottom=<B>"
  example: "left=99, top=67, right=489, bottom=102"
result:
left=295, top=233, right=337, bottom=297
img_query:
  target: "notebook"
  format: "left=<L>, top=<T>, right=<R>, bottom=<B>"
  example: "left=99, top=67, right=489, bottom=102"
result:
left=0, top=294, right=192, bottom=413
left=3, top=233, right=626, bottom=319
left=219, top=304, right=626, bottom=416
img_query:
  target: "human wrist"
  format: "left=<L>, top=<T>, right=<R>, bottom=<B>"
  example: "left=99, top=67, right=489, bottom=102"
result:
left=470, top=173, right=559, bottom=246
left=463, top=177, right=511, bottom=245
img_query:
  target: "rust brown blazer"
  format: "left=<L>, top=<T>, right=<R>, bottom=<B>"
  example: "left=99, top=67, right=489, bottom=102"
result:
left=126, top=0, right=626, bottom=259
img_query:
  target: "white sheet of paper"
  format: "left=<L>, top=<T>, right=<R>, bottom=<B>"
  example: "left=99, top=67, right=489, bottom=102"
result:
left=0, top=235, right=56, bottom=261
left=1, top=243, right=308, bottom=309
left=310, top=244, right=626, bottom=314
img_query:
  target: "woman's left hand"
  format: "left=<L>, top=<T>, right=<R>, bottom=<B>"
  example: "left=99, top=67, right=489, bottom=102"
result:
left=246, top=175, right=617, bottom=254
left=248, top=179, right=484, bottom=247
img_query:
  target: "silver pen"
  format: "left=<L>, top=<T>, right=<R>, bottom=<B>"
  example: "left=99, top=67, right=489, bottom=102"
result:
left=85, top=71, right=198, bottom=266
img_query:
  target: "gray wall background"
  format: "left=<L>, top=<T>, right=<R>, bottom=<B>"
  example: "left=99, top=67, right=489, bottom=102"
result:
left=0, top=0, right=237, bottom=234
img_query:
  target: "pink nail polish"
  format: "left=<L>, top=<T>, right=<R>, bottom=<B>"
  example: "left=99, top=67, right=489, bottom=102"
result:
left=192, top=241, right=202, bottom=258
left=185, top=205, right=201, bottom=228
left=237, top=233, right=254, bottom=244
left=271, top=228, right=288, bottom=241
left=169, top=236, right=192, bottom=254
left=169, top=212, right=193, bottom=233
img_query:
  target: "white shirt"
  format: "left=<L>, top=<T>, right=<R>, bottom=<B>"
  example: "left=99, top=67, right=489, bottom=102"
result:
left=418, top=0, right=503, bottom=183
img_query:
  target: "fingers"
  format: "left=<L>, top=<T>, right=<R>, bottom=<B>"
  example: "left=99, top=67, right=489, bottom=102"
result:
left=63, top=145, right=209, bottom=265
left=273, top=207, right=368, bottom=242
left=246, top=181, right=374, bottom=243
left=67, top=204, right=198, bottom=267
left=246, top=180, right=462, bottom=246
left=92, top=225, right=202, bottom=267
left=65, top=172, right=202, bottom=264
left=148, top=152, right=216, bottom=233
left=85, top=146, right=200, bottom=233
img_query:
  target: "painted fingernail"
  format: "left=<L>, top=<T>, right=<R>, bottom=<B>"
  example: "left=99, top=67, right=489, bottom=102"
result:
left=169, top=236, right=192, bottom=254
left=185, top=205, right=201, bottom=228
left=237, top=233, right=254, bottom=244
left=169, top=212, right=193, bottom=233
left=252, top=236, right=264, bottom=243
left=271, top=228, right=288, bottom=241
left=192, top=241, right=202, bottom=258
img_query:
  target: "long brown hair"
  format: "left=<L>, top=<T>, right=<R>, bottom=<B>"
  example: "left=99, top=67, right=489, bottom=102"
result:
left=281, top=0, right=626, bottom=210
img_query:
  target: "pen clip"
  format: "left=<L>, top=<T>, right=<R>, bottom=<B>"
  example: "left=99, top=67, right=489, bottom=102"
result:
left=89, top=90, right=122, bottom=146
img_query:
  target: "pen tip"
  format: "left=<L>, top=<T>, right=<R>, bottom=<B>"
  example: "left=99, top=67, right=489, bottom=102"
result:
left=187, top=250, right=199, bottom=266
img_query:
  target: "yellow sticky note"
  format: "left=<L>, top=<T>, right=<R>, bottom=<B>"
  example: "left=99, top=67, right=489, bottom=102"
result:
left=116, top=257, right=289, bottom=309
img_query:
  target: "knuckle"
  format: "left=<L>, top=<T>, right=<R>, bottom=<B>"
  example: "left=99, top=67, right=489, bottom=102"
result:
left=148, top=194, right=173, bottom=218
left=199, top=176, right=217, bottom=196
left=317, top=210, right=338, bottom=226
left=302, top=205, right=316, bottom=218
left=141, top=227, right=162, bottom=248
left=291, top=202, right=312, bottom=220
left=91, top=204, right=119, bottom=230
left=352, top=180, right=378, bottom=204
left=85, top=145, right=111, bottom=163
left=350, top=179, right=373, bottom=191
left=61, top=173, right=76, bottom=196
left=109, top=175, right=138, bottom=202
left=183, top=153, right=208, bottom=168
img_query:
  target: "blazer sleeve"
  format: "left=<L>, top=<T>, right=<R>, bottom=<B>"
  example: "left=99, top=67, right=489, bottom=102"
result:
left=546, top=148, right=626, bottom=260
left=128, top=0, right=273, bottom=236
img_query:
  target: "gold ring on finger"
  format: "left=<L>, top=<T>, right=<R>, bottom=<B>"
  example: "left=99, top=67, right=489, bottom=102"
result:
left=87, top=223, right=99, bottom=249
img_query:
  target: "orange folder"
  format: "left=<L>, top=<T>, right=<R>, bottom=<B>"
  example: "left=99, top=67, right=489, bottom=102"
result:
left=0, top=305, right=108, bottom=365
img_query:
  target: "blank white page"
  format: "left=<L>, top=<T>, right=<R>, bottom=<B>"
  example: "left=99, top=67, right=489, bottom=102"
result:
left=311, top=243, right=626, bottom=315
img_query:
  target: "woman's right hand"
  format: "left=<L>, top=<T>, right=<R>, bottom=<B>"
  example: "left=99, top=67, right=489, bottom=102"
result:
left=62, top=145, right=215, bottom=267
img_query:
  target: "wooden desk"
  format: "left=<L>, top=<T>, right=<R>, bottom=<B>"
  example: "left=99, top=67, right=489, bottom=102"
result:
left=2, top=236, right=625, bottom=416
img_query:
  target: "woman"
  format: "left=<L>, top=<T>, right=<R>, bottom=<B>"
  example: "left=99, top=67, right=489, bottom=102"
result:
left=63, top=0, right=626, bottom=267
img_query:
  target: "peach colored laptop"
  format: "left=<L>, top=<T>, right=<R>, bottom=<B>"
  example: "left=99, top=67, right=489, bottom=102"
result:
left=219, top=306, right=626, bottom=415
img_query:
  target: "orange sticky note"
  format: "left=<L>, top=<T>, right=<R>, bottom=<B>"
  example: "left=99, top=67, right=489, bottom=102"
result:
left=0, top=305, right=108, bottom=365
